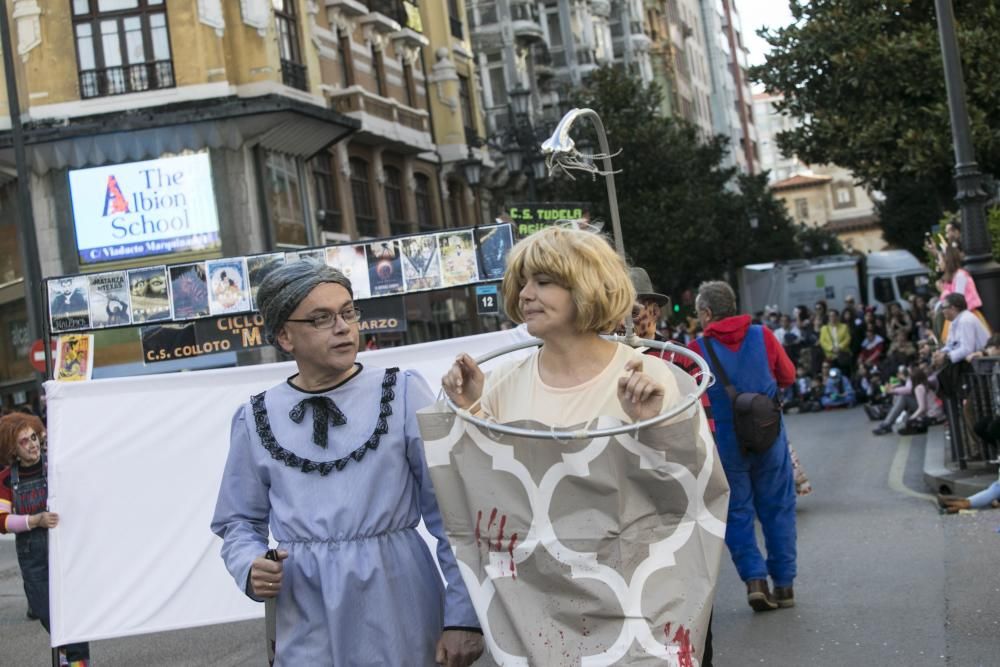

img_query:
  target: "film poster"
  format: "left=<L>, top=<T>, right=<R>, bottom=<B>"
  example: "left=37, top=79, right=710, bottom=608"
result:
left=48, top=276, right=92, bottom=332
left=475, top=224, right=514, bottom=280
left=287, top=248, right=327, bottom=264
left=128, top=266, right=171, bottom=324
left=438, top=230, right=479, bottom=287
left=246, top=253, right=286, bottom=309
left=169, top=263, right=210, bottom=320
left=366, top=240, right=404, bottom=296
left=87, top=271, right=132, bottom=329
left=206, top=258, right=251, bottom=315
left=326, top=244, right=371, bottom=299
left=400, top=235, right=443, bottom=292
left=54, top=334, right=95, bottom=382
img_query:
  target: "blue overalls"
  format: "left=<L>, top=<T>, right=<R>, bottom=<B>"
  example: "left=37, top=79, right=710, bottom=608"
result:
left=12, top=454, right=90, bottom=663
left=699, top=325, right=797, bottom=587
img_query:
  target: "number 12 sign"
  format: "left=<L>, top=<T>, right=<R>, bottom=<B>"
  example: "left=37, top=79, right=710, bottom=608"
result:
left=476, top=284, right=500, bottom=315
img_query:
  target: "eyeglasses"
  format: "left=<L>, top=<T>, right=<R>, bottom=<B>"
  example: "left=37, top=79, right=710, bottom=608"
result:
left=286, top=307, right=362, bottom=329
left=17, top=433, right=38, bottom=447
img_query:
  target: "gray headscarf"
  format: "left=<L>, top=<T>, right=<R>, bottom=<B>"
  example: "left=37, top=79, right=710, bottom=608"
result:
left=256, top=259, right=353, bottom=349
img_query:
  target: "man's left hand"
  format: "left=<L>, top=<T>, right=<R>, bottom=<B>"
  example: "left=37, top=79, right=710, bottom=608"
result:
left=435, top=629, right=484, bottom=667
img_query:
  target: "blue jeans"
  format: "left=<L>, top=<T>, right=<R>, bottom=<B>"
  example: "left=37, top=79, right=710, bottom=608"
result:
left=16, top=529, right=90, bottom=661
left=969, top=481, right=1000, bottom=509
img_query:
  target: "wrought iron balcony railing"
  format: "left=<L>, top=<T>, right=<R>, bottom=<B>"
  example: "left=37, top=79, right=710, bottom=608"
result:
left=281, top=59, right=308, bottom=91
left=78, top=60, right=175, bottom=99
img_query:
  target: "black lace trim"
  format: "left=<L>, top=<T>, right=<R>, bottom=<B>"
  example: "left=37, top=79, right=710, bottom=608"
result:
left=251, top=368, right=399, bottom=475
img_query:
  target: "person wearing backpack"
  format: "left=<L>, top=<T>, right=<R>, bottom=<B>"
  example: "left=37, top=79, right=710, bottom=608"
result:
left=690, top=281, right=798, bottom=613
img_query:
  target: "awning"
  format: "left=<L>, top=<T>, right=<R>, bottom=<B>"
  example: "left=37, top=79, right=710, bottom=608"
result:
left=0, top=94, right=360, bottom=174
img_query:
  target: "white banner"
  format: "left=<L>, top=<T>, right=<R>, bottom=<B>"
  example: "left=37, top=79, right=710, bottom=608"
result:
left=69, top=152, right=222, bottom=265
left=46, top=328, right=533, bottom=645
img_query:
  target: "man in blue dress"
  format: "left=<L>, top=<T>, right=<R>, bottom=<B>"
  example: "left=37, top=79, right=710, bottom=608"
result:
left=211, top=260, right=483, bottom=665
left=690, top=281, right=798, bottom=612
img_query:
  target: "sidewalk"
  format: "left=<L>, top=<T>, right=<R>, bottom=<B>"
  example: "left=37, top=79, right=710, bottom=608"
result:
left=922, top=423, right=998, bottom=496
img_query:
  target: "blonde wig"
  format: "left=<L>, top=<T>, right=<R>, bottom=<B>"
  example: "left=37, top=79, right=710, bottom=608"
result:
left=502, top=226, right=635, bottom=334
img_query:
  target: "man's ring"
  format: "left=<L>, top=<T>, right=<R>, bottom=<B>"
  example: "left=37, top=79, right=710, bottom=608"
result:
left=269, top=582, right=274, bottom=588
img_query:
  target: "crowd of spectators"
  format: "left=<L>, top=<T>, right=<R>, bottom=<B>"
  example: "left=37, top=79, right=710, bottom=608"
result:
left=677, top=288, right=993, bottom=441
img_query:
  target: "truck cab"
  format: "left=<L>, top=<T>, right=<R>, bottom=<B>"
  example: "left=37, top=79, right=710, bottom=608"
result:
left=862, top=250, right=931, bottom=312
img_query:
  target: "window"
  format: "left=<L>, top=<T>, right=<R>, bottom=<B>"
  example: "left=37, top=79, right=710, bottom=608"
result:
left=448, top=180, right=464, bottom=228
left=72, top=0, right=174, bottom=99
left=794, top=198, right=809, bottom=221
left=448, top=0, right=463, bottom=38
left=371, top=45, right=387, bottom=97
left=458, top=73, right=475, bottom=138
left=402, top=60, right=417, bottom=107
left=546, top=11, right=563, bottom=47
left=384, top=166, right=409, bottom=236
left=337, top=28, right=355, bottom=87
left=350, top=158, right=377, bottom=237
left=834, top=184, right=856, bottom=209
left=873, top=277, right=895, bottom=304
left=415, top=173, right=435, bottom=231
left=274, top=0, right=307, bottom=90
left=265, top=151, right=307, bottom=246
left=487, top=65, right=507, bottom=107
left=311, top=153, right=342, bottom=234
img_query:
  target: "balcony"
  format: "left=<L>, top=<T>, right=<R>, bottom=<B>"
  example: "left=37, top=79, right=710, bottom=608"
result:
left=327, top=86, right=433, bottom=153
left=510, top=0, right=543, bottom=44
left=281, top=59, right=308, bottom=91
left=78, top=60, right=174, bottom=99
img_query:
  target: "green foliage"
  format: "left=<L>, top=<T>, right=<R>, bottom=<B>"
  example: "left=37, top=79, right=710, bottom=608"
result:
left=795, top=224, right=845, bottom=258
left=539, top=67, right=800, bottom=297
left=752, top=0, right=1000, bottom=200
left=876, top=178, right=947, bottom=257
left=988, top=206, right=1000, bottom=260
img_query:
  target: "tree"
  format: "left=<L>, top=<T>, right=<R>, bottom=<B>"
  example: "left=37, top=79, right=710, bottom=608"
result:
left=539, top=67, right=800, bottom=297
left=752, top=0, right=1000, bottom=204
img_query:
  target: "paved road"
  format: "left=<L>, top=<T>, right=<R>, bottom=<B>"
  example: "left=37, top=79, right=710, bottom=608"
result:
left=712, top=408, right=999, bottom=667
left=1, top=409, right=997, bottom=665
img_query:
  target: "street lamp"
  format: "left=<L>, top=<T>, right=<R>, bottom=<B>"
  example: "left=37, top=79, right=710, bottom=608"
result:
left=933, top=0, right=1000, bottom=329
left=509, top=85, right=532, bottom=118
left=503, top=144, right=524, bottom=174
left=460, top=157, right=483, bottom=187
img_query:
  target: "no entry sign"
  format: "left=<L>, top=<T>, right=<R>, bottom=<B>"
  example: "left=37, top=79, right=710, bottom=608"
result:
left=30, top=338, right=56, bottom=373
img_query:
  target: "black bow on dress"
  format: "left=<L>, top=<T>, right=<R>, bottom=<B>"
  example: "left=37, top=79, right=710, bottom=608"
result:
left=289, top=397, right=347, bottom=448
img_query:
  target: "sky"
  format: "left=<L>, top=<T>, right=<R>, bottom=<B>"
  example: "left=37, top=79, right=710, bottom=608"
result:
left=737, top=0, right=796, bottom=66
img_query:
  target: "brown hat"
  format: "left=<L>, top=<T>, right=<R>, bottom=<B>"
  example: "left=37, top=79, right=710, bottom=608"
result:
left=629, top=267, right=669, bottom=307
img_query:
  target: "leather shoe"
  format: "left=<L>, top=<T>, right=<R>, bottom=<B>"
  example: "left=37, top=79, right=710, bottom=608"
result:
left=773, top=585, right=795, bottom=608
left=746, top=579, right=778, bottom=612
left=872, top=424, right=892, bottom=436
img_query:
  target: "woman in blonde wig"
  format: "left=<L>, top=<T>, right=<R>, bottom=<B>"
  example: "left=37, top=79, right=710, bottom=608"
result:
left=437, top=226, right=729, bottom=665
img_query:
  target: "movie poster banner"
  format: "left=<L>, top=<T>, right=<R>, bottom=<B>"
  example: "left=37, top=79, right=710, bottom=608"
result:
left=48, top=276, right=92, bottom=333
left=400, top=236, right=443, bottom=291
left=475, top=225, right=513, bottom=280
left=325, top=244, right=371, bottom=299
left=141, top=313, right=266, bottom=364
left=246, top=253, right=286, bottom=309
left=45, top=223, right=516, bottom=335
left=127, top=266, right=171, bottom=324
left=206, top=258, right=251, bottom=316
left=54, top=334, right=95, bottom=381
left=439, top=230, right=479, bottom=286
left=169, top=263, right=210, bottom=320
left=367, top=240, right=404, bottom=296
